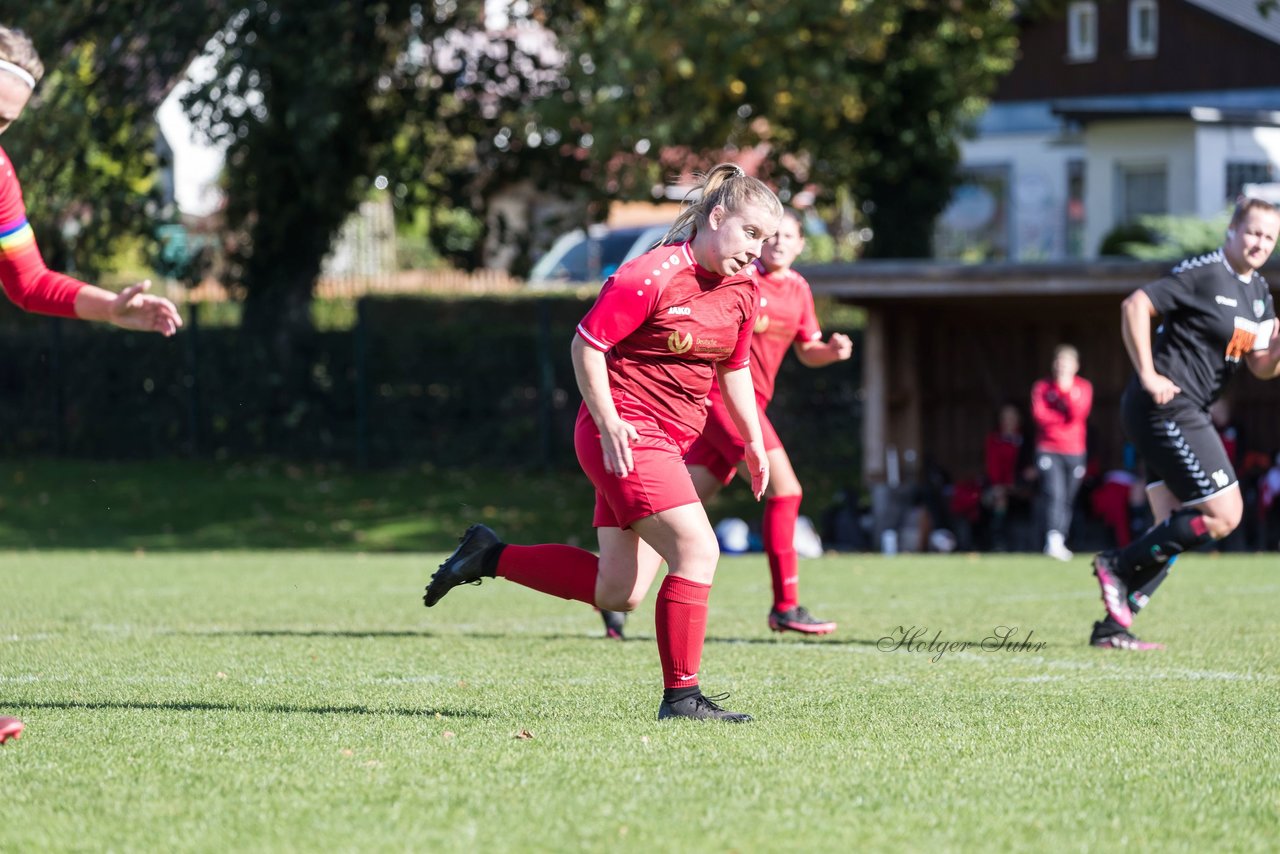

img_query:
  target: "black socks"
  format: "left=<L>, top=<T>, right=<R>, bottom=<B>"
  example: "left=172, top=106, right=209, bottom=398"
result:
left=1118, top=509, right=1212, bottom=587
left=480, top=543, right=505, bottom=577
left=663, top=685, right=701, bottom=704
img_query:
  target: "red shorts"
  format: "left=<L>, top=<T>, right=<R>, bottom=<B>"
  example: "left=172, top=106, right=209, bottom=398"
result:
left=574, top=403, right=701, bottom=529
left=683, top=398, right=783, bottom=486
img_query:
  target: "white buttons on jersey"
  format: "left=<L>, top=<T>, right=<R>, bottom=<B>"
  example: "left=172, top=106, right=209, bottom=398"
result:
left=644, top=279, right=651, bottom=285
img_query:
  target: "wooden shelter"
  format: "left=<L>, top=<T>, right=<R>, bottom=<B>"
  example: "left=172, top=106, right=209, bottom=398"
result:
left=802, top=259, right=1280, bottom=486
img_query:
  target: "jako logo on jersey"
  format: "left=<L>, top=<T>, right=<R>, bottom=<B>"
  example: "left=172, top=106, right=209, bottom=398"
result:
left=1212, top=469, right=1229, bottom=487
left=667, top=331, right=693, bottom=354
left=1215, top=295, right=1238, bottom=307
left=667, top=306, right=691, bottom=316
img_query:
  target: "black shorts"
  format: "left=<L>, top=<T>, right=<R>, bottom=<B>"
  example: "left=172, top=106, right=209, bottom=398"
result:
left=1120, top=384, right=1236, bottom=505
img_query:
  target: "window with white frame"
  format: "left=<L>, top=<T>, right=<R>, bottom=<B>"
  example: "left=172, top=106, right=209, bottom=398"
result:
left=1117, top=163, right=1168, bottom=225
left=1068, top=2, right=1098, bottom=62
left=1129, top=0, right=1158, bottom=57
left=1226, top=162, right=1274, bottom=202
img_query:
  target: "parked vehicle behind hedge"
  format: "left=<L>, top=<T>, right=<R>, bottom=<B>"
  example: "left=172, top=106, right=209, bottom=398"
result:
left=527, top=223, right=671, bottom=287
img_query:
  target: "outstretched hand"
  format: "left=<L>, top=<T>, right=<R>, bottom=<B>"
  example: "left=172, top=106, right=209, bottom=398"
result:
left=108, top=280, right=183, bottom=337
left=828, top=332, right=854, bottom=361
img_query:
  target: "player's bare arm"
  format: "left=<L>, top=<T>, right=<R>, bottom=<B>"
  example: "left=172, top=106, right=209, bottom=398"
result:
left=793, top=332, right=853, bottom=368
left=571, top=335, right=638, bottom=477
left=1121, top=288, right=1180, bottom=404
left=717, top=363, right=769, bottom=499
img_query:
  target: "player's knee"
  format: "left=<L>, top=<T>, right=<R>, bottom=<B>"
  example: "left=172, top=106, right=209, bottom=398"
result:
left=667, top=543, right=720, bottom=583
left=1204, top=509, right=1241, bottom=539
left=596, top=590, right=642, bottom=612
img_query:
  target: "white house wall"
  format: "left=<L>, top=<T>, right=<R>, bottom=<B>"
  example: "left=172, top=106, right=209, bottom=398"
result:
left=1194, top=124, right=1280, bottom=215
left=1082, top=119, right=1196, bottom=257
left=955, top=131, right=1083, bottom=260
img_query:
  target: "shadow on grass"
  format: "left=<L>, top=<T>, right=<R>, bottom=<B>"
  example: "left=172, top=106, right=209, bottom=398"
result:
left=16, top=699, right=491, bottom=719
left=174, top=629, right=899, bottom=648
left=176, top=629, right=437, bottom=639
left=706, top=635, right=889, bottom=647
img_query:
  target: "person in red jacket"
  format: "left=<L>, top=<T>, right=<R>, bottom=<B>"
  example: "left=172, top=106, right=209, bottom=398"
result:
left=0, top=24, right=184, bottom=747
left=1031, top=345, right=1093, bottom=560
left=425, top=164, right=782, bottom=722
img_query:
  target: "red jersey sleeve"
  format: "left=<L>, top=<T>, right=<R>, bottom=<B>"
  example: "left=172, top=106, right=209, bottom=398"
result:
left=576, top=270, right=660, bottom=352
left=0, top=148, right=85, bottom=318
left=1071, top=378, right=1094, bottom=422
left=723, top=285, right=758, bottom=371
left=1030, top=379, right=1059, bottom=428
left=793, top=275, right=822, bottom=344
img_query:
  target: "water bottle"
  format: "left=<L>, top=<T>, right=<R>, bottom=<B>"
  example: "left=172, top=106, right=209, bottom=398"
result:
left=881, top=529, right=898, bottom=556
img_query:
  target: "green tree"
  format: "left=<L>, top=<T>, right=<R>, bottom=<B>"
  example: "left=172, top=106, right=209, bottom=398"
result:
left=181, top=1, right=577, bottom=337
left=5, top=3, right=225, bottom=277
left=538, top=0, right=1054, bottom=258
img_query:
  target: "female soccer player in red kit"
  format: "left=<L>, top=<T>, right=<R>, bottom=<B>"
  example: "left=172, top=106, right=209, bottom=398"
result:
left=0, top=25, right=184, bottom=745
left=425, top=164, right=782, bottom=722
left=613, top=209, right=850, bottom=636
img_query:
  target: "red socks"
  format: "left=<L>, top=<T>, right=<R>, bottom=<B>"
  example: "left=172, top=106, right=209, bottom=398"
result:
left=655, top=575, right=711, bottom=690
left=496, top=544, right=598, bottom=605
left=762, top=494, right=802, bottom=612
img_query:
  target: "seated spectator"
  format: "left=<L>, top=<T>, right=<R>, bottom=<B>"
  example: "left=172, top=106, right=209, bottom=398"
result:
left=981, top=402, right=1037, bottom=550
left=1257, top=453, right=1280, bottom=551
left=1090, top=467, right=1145, bottom=548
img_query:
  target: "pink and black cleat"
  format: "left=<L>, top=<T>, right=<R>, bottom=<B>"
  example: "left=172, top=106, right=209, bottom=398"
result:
left=1092, top=551, right=1133, bottom=629
left=1090, top=620, right=1164, bottom=650
left=768, top=605, right=837, bottom=635
left=0, top=717, right=24, bottom=744
left=598, top=608, right=627, bottom=640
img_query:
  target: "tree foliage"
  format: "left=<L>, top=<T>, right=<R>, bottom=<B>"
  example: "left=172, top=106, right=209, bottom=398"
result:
left=4, top=2, right=225, bottom=277
left=537, top=0, right=1043, bottom=257
left=181, top=1, right=583, bottom=330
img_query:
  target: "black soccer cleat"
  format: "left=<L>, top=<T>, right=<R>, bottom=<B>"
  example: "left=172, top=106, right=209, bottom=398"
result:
left=599, top=608, right=627, bottom=640
left=657, top=692, right=753, bottom=722
left=424, top=524, right=502, bottom=607
left=1089, top=620, right=1164, bottom=651
left=768, top=605, right=837, bottom=635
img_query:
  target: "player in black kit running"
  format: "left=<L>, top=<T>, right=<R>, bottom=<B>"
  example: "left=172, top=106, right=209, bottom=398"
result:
left=1090, top=198, right=1280, bottom=649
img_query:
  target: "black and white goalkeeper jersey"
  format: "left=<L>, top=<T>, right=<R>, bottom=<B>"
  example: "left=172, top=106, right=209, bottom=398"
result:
left=1141, top=249, right=1276, bottom=408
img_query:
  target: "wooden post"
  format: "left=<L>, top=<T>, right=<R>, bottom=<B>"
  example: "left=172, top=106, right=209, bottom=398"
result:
left=862, top=308, right=887, bottom=485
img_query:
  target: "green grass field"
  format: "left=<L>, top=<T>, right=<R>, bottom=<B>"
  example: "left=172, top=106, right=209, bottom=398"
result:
left=3, top=549, right=1278, bottom=852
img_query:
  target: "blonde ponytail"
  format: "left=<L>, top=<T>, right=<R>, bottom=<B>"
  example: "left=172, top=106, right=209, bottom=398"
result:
left=661, top=163, right=781, bottom=246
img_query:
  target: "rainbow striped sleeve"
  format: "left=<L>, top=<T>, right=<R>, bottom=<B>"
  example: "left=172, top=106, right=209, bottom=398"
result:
left=0, top=154, right=85, bottom=318
left=0, top=215, right=38, bottom=258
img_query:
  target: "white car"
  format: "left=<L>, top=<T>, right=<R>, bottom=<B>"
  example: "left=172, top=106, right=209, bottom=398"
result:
left=527, top=223, right=673, bottom=287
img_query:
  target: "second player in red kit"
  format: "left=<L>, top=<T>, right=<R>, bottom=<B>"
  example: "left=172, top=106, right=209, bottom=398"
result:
left=425, top=164, right=782, bottom=722
left=599, top=209, right=851, bottom=637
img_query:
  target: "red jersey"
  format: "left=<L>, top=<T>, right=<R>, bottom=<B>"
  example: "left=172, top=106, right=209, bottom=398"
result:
left=702, top=263, right=822, bottom=418
left=1031, top=376, right=1092, bottom=455
left=576, top=242, right=758, bottom=451
left=984, top=430, right=1023, bottom=486
left=0, top=145, right=84, bottom=317
left=746, top=265, right=822, bottom=404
